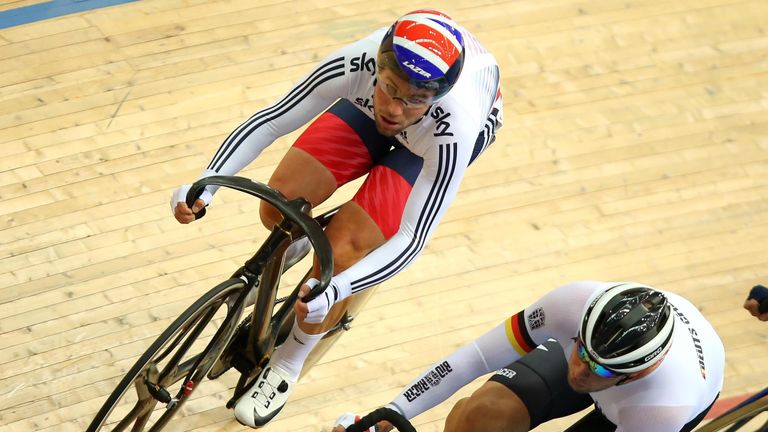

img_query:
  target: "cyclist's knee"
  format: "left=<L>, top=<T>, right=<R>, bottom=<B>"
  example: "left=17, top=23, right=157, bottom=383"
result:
left=259, top=201, right=281, bottom=230
left=324, top=202, right=386, bottom=271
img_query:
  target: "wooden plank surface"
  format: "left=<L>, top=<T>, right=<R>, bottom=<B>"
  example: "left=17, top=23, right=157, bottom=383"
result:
left=2, top=0, right=768, bottom=431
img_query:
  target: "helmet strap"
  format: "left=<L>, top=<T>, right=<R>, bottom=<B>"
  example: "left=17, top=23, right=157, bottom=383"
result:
left=615, top=373, right=641, bottom=386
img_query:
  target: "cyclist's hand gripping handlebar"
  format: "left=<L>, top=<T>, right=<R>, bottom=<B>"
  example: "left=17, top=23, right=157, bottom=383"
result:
left=345, top=408, right=415, bottom=432
left=184, top=186, right=207, bottom=220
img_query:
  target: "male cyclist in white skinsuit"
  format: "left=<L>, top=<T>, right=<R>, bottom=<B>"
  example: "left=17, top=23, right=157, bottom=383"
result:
left=170, top=9, right=503, bottom=427
left=336, top=281, right=725, bottom=432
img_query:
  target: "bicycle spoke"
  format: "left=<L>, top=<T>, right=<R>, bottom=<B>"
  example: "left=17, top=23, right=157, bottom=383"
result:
left=157, top=302, right=221, bottom=383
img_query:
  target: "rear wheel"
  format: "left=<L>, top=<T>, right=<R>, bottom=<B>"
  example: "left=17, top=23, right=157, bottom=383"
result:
left=86, top=278, right=246, bottom=432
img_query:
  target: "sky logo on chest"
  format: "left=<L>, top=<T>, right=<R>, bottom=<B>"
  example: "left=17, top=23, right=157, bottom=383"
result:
left=430, top=106, right=453, bottom=137
left=350, top=52, right=376, bottom=75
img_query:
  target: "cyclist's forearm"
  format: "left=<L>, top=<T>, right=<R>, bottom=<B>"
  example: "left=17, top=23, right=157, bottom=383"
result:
left=387, top=321, right=518, bottom=419
left=203, top=52, right=348, bottom=180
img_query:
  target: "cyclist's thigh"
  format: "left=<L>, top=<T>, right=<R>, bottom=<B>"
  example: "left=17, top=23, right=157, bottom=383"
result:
left=318, top=126, right=424, bottom=261
left=265, top=99, right=394, bottom=223
left=268, top=147, right=336, bottom=209
left=350, top=144, right=424, bottom=240
left=281, top=98, right=395, bottom=191
left=488, top=340, right=594, bottom=430
left=321, top=202, right=386, bottom=272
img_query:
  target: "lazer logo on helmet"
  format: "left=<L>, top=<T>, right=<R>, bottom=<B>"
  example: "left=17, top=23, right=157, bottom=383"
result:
left=643, top=346, right=664, bottom=362
left=402, top=61, right=432, bottom=78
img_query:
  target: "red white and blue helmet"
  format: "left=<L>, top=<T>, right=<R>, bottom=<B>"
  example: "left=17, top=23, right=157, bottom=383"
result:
left=378, top=9, right=465, bottom=100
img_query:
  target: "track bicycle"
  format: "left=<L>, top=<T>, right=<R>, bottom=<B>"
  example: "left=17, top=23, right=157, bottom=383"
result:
left=87, top=175, right=359, bottom=431
left=694, top=386, right=768, bottom=431
left=344, top=387, right=768, bottom=432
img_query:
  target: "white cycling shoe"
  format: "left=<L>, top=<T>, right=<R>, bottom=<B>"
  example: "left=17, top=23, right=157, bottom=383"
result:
left=335, top=412, right=377, bottom=431
left=234, top=364, right=296, bottom=427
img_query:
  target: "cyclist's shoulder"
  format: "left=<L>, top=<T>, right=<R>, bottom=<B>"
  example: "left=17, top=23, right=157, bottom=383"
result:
left=412, top=90, right=498, bottom=142
left=325, top=28, right=387, bottom=81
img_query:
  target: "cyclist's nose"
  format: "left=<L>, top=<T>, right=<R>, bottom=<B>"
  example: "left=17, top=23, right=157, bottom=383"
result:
left=570, top=353, right=591, bottom=378
left=387, top=98, right=405, bottom=116
left=574, top=360, right=592, bottom=379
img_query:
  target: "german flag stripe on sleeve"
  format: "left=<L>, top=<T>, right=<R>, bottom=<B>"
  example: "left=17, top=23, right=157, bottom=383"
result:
left=504, top=311, right=537, bottom=356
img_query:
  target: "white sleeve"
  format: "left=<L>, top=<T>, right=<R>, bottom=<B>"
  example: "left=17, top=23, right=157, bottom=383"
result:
left=199, top=42, right=358, bottom=181
left=331, top=134, right=474, bottom=295
left=521, top=281, right=613, bottom=346
left=387, top=319, right=522, bottom=419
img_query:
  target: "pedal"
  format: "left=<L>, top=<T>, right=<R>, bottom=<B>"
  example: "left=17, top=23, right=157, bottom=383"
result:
left=341, top=314, right=354, bottom=331
left=326, top=313, right=354, bottom=335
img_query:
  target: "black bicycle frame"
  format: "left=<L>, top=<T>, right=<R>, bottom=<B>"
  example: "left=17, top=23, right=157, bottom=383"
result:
left=187, top=176, right=337, bottom=405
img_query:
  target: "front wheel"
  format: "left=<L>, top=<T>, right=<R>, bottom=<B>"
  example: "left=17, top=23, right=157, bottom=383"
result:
left=86, top=278, right=247, bottom=432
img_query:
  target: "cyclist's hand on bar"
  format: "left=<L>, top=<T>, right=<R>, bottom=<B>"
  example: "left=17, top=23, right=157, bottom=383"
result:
left=296, top=278, right=350, bottom=324
left=170, top=184, right=210, bottom=223
left=332, top=412, right=394, bottom=432
left=295, top=278, right=331, bottom=324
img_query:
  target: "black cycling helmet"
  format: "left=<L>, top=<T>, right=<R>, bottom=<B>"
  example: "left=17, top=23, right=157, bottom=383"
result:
left=579, top=283, right=675, bottom=373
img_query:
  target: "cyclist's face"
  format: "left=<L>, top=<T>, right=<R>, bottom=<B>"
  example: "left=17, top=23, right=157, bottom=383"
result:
left=373, top=68, right=434, bottom=137
left=566, top=343, right=625, bottom=393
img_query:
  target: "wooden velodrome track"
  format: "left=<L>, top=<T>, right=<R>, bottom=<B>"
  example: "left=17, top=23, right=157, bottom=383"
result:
left=2, top=0, right=768, bottom=430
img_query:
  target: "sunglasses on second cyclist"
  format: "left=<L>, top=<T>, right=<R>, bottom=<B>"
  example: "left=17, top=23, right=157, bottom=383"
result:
left=574, top=337, right=624, bottom=378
